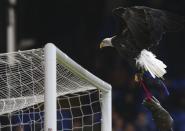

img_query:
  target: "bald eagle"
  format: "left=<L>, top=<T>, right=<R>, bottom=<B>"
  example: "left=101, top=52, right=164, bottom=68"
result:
left=100, top=6, right=184, bottom=79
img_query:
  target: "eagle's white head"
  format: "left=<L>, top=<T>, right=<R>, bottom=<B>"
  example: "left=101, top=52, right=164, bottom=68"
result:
left=100, top=38, right=113, bottom=48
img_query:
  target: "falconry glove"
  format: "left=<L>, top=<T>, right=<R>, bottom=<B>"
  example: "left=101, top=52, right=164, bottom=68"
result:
left=143, top=96, right=173, bottom=131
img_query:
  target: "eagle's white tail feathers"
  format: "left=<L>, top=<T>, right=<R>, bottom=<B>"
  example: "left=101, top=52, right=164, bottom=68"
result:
left=136, top=49, right=167, bottom=78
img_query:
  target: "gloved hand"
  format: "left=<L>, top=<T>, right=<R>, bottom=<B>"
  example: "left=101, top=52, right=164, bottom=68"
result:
left=143, top=96, right=173, bottom=131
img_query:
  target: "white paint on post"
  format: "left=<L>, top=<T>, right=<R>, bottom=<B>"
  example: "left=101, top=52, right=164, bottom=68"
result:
left=7, top=0, right=16, bottom=53
left=102, top=90, right=112, bottom=131
left=44, top=43, right=57, bottom=131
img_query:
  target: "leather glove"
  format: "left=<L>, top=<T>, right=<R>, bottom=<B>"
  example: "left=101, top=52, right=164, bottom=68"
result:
left=143, top=96, right=173, bottom=131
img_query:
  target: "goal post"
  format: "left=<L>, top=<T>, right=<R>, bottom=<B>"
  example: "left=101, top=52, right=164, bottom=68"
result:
left=44, top=43, right=57, bottom=131
left=45, top=43, right=112, bottom=131
left=0, top=43, right=112, bottom=131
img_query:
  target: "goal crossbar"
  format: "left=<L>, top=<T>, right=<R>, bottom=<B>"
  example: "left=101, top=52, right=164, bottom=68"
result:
left=56, top=47, right=111, bottom=93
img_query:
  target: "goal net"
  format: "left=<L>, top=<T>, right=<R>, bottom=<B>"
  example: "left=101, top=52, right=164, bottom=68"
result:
left=0, top=43, right=112, bottom=131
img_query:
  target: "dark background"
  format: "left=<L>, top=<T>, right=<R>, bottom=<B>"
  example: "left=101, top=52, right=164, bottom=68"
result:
left=0, top=0, right=185, bottom=131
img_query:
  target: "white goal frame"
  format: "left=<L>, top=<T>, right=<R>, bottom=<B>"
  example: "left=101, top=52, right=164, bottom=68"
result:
left=44, top=43, right=112, bottom=131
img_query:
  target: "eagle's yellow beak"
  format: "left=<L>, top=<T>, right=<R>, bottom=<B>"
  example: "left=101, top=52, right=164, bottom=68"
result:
left=99, top=42, right=104, bottom=49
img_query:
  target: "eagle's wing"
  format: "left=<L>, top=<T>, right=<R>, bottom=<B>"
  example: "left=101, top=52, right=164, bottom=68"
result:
left=135, top=6, right=185, bottom=45
left=136, top=6, right=185, bottom=32
left=113, top=7, right=152, bottom=50
left=112, top=7, right=127, bottom=34
left=113, top=6, right=185, bottom=49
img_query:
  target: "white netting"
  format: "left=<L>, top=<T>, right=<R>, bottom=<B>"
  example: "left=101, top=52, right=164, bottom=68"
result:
left=0, top=90, right=102, bottom=131
left=0, top=48, right=103, bottom=131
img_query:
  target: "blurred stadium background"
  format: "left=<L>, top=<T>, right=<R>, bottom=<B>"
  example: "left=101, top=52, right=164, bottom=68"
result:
left=0, top=0, right=185, bottom=131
